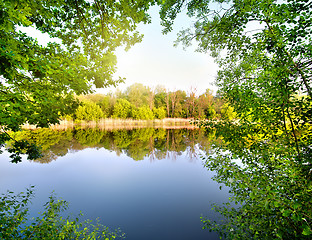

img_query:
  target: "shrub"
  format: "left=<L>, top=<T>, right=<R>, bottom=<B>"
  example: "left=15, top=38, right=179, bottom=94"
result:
left=133, top=105, right=154, bottom=120
left=0, top=187, right=124, bottom=239
left=204, top=105, right=216, bottom=120
left=152, top=107, right=166, bottom=119
left=75, top=101, right=105, bottom=121
left=221, top=103, right=236, bottom=120
left=112, top=99, right=135, bottom=119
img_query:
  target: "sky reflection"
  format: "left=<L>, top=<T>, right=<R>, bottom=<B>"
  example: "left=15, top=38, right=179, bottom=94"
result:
left=0, top=132, right=229, bottom=240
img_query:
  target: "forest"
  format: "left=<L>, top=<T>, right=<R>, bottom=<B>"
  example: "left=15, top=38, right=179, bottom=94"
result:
left=72, top=83, right=235, bottom=121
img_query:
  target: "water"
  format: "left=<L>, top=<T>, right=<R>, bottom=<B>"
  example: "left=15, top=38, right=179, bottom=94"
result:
left=0, top=128, right=229, bottom=240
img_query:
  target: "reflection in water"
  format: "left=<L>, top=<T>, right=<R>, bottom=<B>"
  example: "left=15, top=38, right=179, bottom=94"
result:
left=1, top=127, right=227, bottom=240
left=5, top=123, right=312, bottom=239
left=199, top=121, right=312, bottom=239
left=10, top=127, right=218, bottom=163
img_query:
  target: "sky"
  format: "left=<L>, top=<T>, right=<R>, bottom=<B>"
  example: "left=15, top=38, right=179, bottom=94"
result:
left=21, top=6, right=219, bottom=96
left=99, top=6, right=219, bottom=96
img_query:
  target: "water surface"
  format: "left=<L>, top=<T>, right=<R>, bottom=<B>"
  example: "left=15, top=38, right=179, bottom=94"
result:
left=0, top=128, right=229, bottom=240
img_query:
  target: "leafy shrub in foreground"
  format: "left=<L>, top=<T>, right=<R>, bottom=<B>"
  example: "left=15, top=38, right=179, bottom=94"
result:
left=0, top=187, right=124, bottom=239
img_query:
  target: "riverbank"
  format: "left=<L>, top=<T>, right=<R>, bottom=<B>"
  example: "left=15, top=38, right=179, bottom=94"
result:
left=22, top=118, right=198, bottom=130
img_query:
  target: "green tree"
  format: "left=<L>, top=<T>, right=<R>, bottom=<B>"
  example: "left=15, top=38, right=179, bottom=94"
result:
left=133, top=105, right=154, bottom=120
left=168, top=90, right=187, bottom=118
left=154, top=85, right=167, bottom=109
left=173, top=90, right=187, bottom=118
left=75, top=101, right=105, bottom=121
left=160, top=0, right=312, bottom=129
left=112, top=99, right=135, bottom=119
left=125, top=83, right=151, bottom=108
left=199, top=121, right=312, bottom=239
left=204, top=105, right=216, bottom=120
left=153, top=107, right=166, bottom=119
left=1, top=0, right=154, bottom=162
left=159, top=0, right=312, bottom=238
left=185, top=87, right=198, bottom=118
left=220, top=103, right=236, bottom=121
left=198, top=89, right=215, bottom=119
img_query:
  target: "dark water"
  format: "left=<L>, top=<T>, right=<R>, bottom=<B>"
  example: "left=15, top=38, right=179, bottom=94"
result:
left=0, top=128, right=229, bottom=240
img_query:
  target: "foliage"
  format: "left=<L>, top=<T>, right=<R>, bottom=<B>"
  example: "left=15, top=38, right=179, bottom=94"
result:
left=153, top=107, right=166, bottom=119
left=159, top=0, right=312, bottom=132
left=8, top=128, right=214, bottom=163
left=220, top=103, right=236, bottom=121
left=159, top=0, right=312, bottom=238
left=198, top=121, right=312, bottom=239
left=0, top=0, right=155, bottom=162
left=74, top=85, right=229, bottom=120
left=132, top=105, right=154, bottom=120
left=198, top=89, right=215, bottom=119
left=154, top=87, right=167, bottom=109
left=125, top=83, right=151, bottom=108
left=0, top=187, right=124, bottom=239
left=112, top=99, right=135, bottom=119
left=99, top=95, right=115, bottom=117
left=203, top=105, right=216, bottom=120
left=75, top=101, right=105, bottom=121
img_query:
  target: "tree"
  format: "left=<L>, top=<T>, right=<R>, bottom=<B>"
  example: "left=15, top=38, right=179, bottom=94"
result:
left=98, top=95, right=114, bottom=117
left=112, top=99, right=135, bottom=119
left=186, top=86, right=198, bottom=118
left=125, top=83, right=150, bottom=108
left=169, top=91, right=177, bottom=118
left=75, top=101, right=105, bottom=121
left=198, top=89, right=215, bottom=119
left=132, top=105, right=154, bottom=120
left=154, top=85, right=167, bottom=109
left=172, top=90, right=187, bottom=118
left=159, top=0, right=312, bottom=129
left=204, top=105, right=216, bottom=120
left=0, top=0, right=154, bottom=162
left=153, top=107, right=166, bottom=119
left=165, top=89, right=170, bottom=117
left=148, top=87, right=155, bottom=110
left=220, top=103, right=236, bottom=121
left=199, top=122, right=312, bottom=239
left=159, top=0, right=312, bottom=238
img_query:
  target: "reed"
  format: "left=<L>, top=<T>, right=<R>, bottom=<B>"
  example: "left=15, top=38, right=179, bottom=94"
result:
left=21, top=118, right=198, bottom=130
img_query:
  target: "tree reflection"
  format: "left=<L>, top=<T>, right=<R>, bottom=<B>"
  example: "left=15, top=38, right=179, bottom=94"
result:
left=9, top=127, right=216, bottom=163
left=200, top=121, right=312, bottom=239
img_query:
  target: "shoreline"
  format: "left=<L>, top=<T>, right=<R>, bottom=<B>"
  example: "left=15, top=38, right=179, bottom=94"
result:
left=22, top=118, right=199, bottom=130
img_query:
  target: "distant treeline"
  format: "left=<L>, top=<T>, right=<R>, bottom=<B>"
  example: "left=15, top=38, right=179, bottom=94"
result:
left=66, top=83, right=236, bottom=121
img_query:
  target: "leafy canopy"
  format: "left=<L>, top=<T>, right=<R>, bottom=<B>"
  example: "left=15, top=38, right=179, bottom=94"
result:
left=0, top=0, right=155, bottom=162
left=158, top=0, right=312, bottom=238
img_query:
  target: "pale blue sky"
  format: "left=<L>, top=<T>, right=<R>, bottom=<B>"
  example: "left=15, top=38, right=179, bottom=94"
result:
left=20, top=6, right=218, bottom=96
left=99, top=6, right=218, bottom=96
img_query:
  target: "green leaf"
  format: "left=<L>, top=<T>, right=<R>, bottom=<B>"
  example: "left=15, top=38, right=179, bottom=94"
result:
left=302, top=225, right=312, bottom=236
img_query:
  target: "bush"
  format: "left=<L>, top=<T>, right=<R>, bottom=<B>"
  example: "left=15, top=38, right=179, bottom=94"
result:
left=112, top=99, right=135, bottom=119
left=204, top=106, right=216, bottom=120
left=0, top=187, right=124, bottom=239
left=152, top=107, right=166, bottom=119
left=133, top=105, right=154, bottom=120
left=221, top=103, right=236, bottom=120
left=75, top=101, right=105, bottom=121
